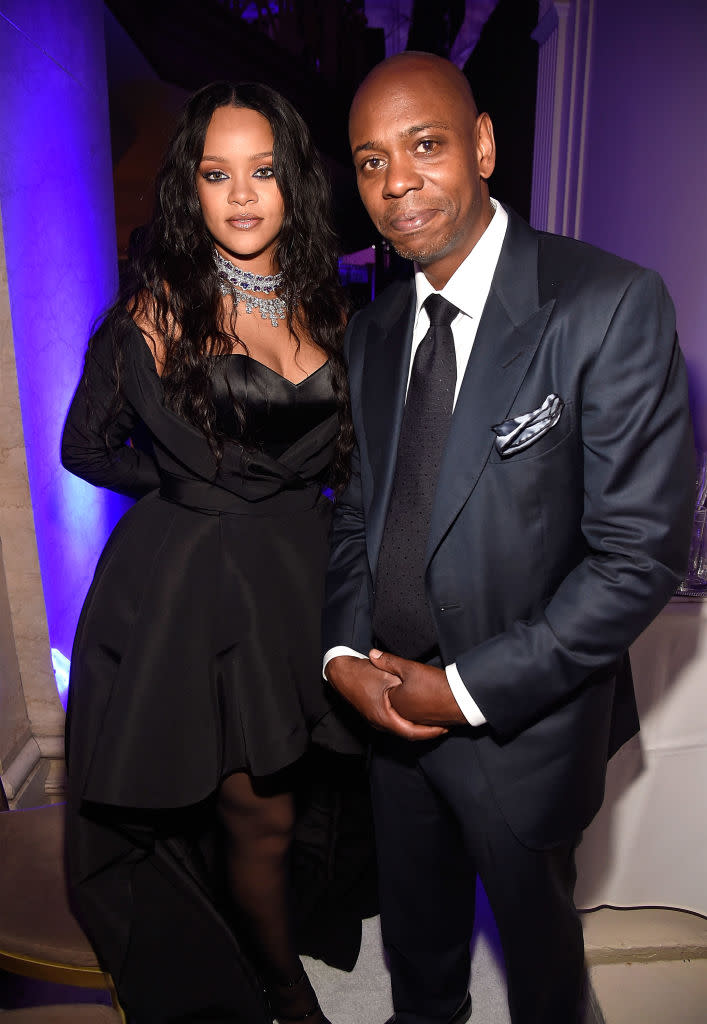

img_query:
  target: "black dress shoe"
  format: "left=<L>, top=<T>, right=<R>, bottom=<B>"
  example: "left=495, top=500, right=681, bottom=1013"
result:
left=383, top=991, right=472, bottom=1024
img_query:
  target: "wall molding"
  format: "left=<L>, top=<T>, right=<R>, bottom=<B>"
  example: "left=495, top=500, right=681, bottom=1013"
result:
left=530, top=0, right=595, bottom=237
left=1, top=737, right=40, bottom=803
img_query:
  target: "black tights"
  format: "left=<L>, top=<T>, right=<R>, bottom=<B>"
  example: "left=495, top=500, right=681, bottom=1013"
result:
left=216, top=767, right=301, bottom=986
left=216, top=766, right=330, bottom=1021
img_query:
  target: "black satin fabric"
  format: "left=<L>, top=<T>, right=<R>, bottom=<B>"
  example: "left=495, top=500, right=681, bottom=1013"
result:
left=61, top=322, right=374, bottom=1022
left=210, top=353, right=338, bottom=458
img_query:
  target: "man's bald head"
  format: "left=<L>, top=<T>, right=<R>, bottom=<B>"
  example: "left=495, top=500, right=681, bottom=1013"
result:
left=348, top=52, right=496, bottom=289
left=350, top=51, right=479, bottom=133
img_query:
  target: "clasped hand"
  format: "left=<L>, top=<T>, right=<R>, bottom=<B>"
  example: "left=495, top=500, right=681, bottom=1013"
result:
left=325, top=650, right=467, bottom=741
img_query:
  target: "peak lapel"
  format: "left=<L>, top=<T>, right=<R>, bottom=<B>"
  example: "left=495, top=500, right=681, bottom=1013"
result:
left=427, top=213, right=555, bottom=563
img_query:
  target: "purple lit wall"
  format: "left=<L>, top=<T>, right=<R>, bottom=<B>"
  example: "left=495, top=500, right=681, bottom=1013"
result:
left=579, top=0, right=707, bottom=450
left=0, top=1, right=128, bottom=667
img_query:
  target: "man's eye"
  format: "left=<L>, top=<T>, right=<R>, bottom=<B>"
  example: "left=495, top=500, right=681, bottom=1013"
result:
left=361, top=156, right=384, bottom=171
left=417, top=139, right=438, bottom=153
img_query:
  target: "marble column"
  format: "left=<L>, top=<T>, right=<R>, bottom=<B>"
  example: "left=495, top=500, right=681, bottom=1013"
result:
left=0, top=208, right=58, bottom=799
left=0, top=0, right=124, bottom=794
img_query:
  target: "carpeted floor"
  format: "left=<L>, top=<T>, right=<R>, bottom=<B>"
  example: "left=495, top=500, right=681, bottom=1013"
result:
left=304, top=880, right=512, bottom=1024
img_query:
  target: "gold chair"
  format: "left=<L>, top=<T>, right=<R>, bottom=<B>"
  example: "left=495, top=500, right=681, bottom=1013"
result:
left=1, top=1007, right=121, bottom=1022
left=0, top=777, right=125, bottom=1022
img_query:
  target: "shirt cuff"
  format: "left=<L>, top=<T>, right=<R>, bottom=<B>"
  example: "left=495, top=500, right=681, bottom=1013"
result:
left=323, top=646, right=367, bottom=680
left=445, top=662, right=486, bottom=726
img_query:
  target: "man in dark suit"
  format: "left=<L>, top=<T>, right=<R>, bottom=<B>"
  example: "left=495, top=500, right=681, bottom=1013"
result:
left=323, top=52, right=695, bottom=1024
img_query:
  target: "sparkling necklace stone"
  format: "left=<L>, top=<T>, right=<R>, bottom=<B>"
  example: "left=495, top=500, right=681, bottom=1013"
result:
left=212, top=248, right=286, bottom=325
left=225, top=284, right=287, bottom=327
left=213, top=249, right=285, bottom=293
left=213, top=249, right=287, bottom=327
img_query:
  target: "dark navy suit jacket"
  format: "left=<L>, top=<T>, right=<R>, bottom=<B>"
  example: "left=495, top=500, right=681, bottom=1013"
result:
left=324, top=208, right=694, bottom=848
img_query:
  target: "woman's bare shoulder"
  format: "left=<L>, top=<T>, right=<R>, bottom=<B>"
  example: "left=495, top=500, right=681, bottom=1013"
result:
left=129, top=291, right=168, bottom=375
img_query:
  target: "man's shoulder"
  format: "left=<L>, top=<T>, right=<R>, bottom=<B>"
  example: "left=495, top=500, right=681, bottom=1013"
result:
left=533, top=225, right=662, bottom=299
left=537, top=227, right=641, bottom=270
left=499, top=210, right=673, bottom=336
left=344, top=278, right=414, bottom=362
left=349, top=278, right=414, bottom=329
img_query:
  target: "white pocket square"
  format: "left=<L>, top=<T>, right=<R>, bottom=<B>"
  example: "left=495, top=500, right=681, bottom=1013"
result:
left=492, top=394, right=564, bottom=456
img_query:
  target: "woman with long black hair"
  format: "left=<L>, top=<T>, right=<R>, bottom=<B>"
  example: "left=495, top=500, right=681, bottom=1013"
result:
left=62, top=81, right=368, bottom=1024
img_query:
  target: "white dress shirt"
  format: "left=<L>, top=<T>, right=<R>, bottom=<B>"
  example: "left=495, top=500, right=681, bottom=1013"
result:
left=324, top=200, right=508, bottom=726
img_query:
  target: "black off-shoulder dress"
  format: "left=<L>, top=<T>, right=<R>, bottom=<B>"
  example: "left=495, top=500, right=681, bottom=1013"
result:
left=62, top=322, right=373, bottom=1024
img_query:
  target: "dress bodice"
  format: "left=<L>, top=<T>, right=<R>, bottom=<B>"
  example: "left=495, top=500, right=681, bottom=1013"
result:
left=61, top=321, right=340, bottom=504
left=210, top=355, right=336, bottom=459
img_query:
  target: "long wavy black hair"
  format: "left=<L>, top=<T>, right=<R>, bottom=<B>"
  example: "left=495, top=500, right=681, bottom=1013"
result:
left=97, top=80, right=352, bottom=490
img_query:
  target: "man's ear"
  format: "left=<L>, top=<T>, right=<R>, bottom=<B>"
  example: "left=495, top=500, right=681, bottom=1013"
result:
left=477, top=113, right=496, bottom=181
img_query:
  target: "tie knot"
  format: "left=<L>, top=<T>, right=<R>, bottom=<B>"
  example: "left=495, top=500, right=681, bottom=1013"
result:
left=424, top=293, right=458, bottom=328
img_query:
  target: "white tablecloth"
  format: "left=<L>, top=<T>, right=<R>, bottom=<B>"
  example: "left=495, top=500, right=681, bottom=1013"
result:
left=575, top=598, right=707, bottom=915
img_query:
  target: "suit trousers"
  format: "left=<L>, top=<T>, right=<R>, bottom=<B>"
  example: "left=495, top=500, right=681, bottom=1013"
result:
left=370, top=731, right=586, bottom=1024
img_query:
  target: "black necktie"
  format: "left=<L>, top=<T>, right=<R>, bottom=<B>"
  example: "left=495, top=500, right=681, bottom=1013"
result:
left=372, top=293, right=458, bottom=660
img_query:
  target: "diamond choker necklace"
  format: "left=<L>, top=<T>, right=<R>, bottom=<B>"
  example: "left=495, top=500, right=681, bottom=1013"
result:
left=213, top=249, right=287, bottom=327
